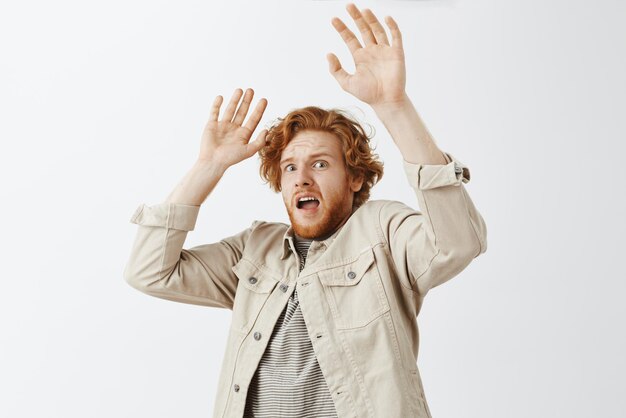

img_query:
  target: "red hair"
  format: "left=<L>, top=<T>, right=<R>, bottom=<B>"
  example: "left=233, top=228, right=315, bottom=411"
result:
left=258, top=106, right=384, bottom=209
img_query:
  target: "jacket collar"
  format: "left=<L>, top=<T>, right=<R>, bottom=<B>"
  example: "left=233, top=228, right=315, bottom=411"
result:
left=280, top=226, right=295, bottom=260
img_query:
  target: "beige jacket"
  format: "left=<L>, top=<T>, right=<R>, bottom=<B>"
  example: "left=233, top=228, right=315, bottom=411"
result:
left=123, top=151, right=487, bottom=418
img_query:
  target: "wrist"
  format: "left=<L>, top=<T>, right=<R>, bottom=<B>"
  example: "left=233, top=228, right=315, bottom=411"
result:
left=371, top=92, right=412, bottom=117
left=194, top=158, right=228, bottom=177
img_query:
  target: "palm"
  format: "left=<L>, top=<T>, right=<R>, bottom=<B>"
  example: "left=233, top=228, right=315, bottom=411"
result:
left=198, top=89, right=268, bottom=169
left=201, top=121, right=254, bottom=166
left=328, top=4, right=407, bottom=107
left=344, top=45, right=405, bottom=105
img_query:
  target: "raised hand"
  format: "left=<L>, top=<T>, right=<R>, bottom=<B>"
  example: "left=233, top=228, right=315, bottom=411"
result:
left=327, top=3, right=406, bottom=109
left=198, top=88, right=268, bottom=170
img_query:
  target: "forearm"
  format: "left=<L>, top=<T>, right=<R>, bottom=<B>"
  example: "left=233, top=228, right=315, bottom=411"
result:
left=165, top=159, right=227, bottom=206
left=372, top=94, right=448, bottom=166
left=124, top=199, right=241, bottom=309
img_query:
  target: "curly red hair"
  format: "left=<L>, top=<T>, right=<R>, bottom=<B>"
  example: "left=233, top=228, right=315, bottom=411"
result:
left=258, top=106, right=384, bottom=209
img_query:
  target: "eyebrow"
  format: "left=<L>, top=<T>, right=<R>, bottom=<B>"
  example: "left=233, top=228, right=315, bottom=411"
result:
left=280, top=152, right=336, bottom=165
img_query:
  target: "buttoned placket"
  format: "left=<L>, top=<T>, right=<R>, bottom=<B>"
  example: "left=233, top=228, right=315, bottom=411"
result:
left=231, top=237, right=311, bottom=407
left=294, top=242, right=360, bottom=416
left=230, top=229, right=352, bottom=416
left=228, top=243, right=303, bottom=417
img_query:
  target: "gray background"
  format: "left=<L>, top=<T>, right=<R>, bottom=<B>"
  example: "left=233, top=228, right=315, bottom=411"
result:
left=1, top=0, right=624, bottom=416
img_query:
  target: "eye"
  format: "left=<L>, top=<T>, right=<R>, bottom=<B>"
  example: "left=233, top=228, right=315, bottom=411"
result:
left=285, top=164, right=296, bottom=172
left=313, top=161, right=328, bottom=169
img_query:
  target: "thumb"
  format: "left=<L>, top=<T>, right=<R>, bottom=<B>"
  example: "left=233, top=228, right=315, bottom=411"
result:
left=326, top=53, right=350, bottom=90
left=247, top=129, right=268, bottom=157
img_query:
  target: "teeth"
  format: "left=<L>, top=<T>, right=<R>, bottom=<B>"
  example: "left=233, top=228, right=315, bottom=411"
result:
left=298, top=196, right=317, bottom=202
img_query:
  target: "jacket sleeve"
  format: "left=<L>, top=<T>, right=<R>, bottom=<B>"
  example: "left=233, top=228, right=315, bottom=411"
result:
left=122, top=202, right=255, bottom=309
left=378, top=151, right=487, bottom=296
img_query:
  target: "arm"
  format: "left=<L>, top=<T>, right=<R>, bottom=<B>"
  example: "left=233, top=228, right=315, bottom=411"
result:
left=327, top=3, right=447, bottom=165
left=328, top=4, right=487, bottom=295
left=123, top=89, right=269, bottom=308
left=379, top=152, right=487, bottom=296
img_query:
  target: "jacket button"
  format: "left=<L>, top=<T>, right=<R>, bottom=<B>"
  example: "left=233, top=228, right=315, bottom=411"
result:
left=248, top=277, right=257, bottom=284
left=233, top=384, right=240, bottom=392
left=279, top=284, right=288, bottom=292
left=254, top=332, right=262, bottom=340
left=347, top=271, right=356, bottom=280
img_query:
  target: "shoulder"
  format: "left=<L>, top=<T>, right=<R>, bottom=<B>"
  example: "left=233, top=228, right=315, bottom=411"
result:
left=354, top=199, right=420, bottom=221
left=244, top=219, right=289, bottom=243
left=354, top=200, right=424, bottom=245
left=333, top=199, right=418, bottom=245
left=248, top=219, right=288, bottom=233
left=237, top=220, right=290, bottom=273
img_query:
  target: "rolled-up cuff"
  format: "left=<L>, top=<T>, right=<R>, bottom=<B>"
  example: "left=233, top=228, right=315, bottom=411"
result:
left=129, top=202, right=200, bottom=231
left=403, top=151, right=471, bottom=190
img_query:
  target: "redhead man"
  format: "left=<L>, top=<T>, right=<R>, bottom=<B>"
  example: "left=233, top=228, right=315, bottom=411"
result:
left=124, top=3, right=487, bottom=418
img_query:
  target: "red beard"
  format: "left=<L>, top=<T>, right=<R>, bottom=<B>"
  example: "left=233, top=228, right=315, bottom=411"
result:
left=286, top=198, right=351, bottom=240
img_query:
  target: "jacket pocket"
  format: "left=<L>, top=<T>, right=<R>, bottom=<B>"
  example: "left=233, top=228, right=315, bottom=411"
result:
left=231, top=258, right=279, bottom=332
left=317, top=246, right=390, bottom=329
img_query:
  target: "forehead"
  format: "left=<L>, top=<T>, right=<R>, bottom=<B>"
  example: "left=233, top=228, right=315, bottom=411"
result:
left=280, top=130, right=343, bottom=161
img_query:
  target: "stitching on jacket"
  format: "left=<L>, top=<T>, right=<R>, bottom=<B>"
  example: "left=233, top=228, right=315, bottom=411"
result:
left=157, top=204, right=172, bottom=279
left=245, top=221, right=287, bottom=281
left=412, top=176, right=440, bottom=294
left=334, top=323, right=377, bottom=417
left=377, top=201, right=415, bottom=293
left=240, top=257, right=282, bottom=282
left=460, top=186, right=484, bottom=256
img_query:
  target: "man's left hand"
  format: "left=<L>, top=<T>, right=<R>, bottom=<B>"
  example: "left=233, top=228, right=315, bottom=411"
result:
left=327, top=3, right=406, bottom=108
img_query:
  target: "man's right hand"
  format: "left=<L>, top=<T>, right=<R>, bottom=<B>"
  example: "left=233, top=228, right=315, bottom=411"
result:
left=163, top=88, right=267, bottom=206
left=198, top=88, right=268, bottom=171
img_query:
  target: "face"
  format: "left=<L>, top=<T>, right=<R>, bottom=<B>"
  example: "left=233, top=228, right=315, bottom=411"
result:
left=280, top=130, right=363, bottom=240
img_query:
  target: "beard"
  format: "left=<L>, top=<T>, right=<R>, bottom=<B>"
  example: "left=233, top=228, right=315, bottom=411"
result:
left=286, top=197, right=351, bottom=240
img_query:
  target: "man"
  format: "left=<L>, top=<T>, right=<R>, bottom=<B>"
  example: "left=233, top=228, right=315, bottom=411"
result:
left=124, top=3, right=487, bottom=418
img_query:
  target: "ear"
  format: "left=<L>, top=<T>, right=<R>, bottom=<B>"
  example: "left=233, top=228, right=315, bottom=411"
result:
left=349, top=173, right=364, bottom=193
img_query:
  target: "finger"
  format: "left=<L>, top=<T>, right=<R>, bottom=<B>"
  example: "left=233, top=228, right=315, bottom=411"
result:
left=232, top=88, right=254, bottom=125
left=331, top=17, right=362, bottom=55
left=246, top=129, right=268, bottom=157
left=346, top=3, right=377, bottom=46
left=326, top=53, right=350, bottom=91
left=222, top=88, right=243, bottom=122
left=242, top=98, right=268, bottom=133
left=362, top=8, right=390, bottom=46
left=385, top=15, right=403, bottom=50
left=209, top=95, right=223, bottom=121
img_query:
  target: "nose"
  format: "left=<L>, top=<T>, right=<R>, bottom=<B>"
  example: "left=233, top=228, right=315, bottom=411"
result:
left=294, top=166, right=314, bottom=188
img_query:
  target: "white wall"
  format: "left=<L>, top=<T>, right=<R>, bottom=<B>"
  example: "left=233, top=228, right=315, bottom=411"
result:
left=1, top=0, right=624, bottom=416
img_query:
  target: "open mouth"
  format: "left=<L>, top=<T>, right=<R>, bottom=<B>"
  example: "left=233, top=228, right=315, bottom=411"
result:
left=296, top=196, right=320, bottom=210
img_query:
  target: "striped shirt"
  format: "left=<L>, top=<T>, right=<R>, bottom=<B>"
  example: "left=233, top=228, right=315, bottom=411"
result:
left=243, top=234, right=338, bottom=418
